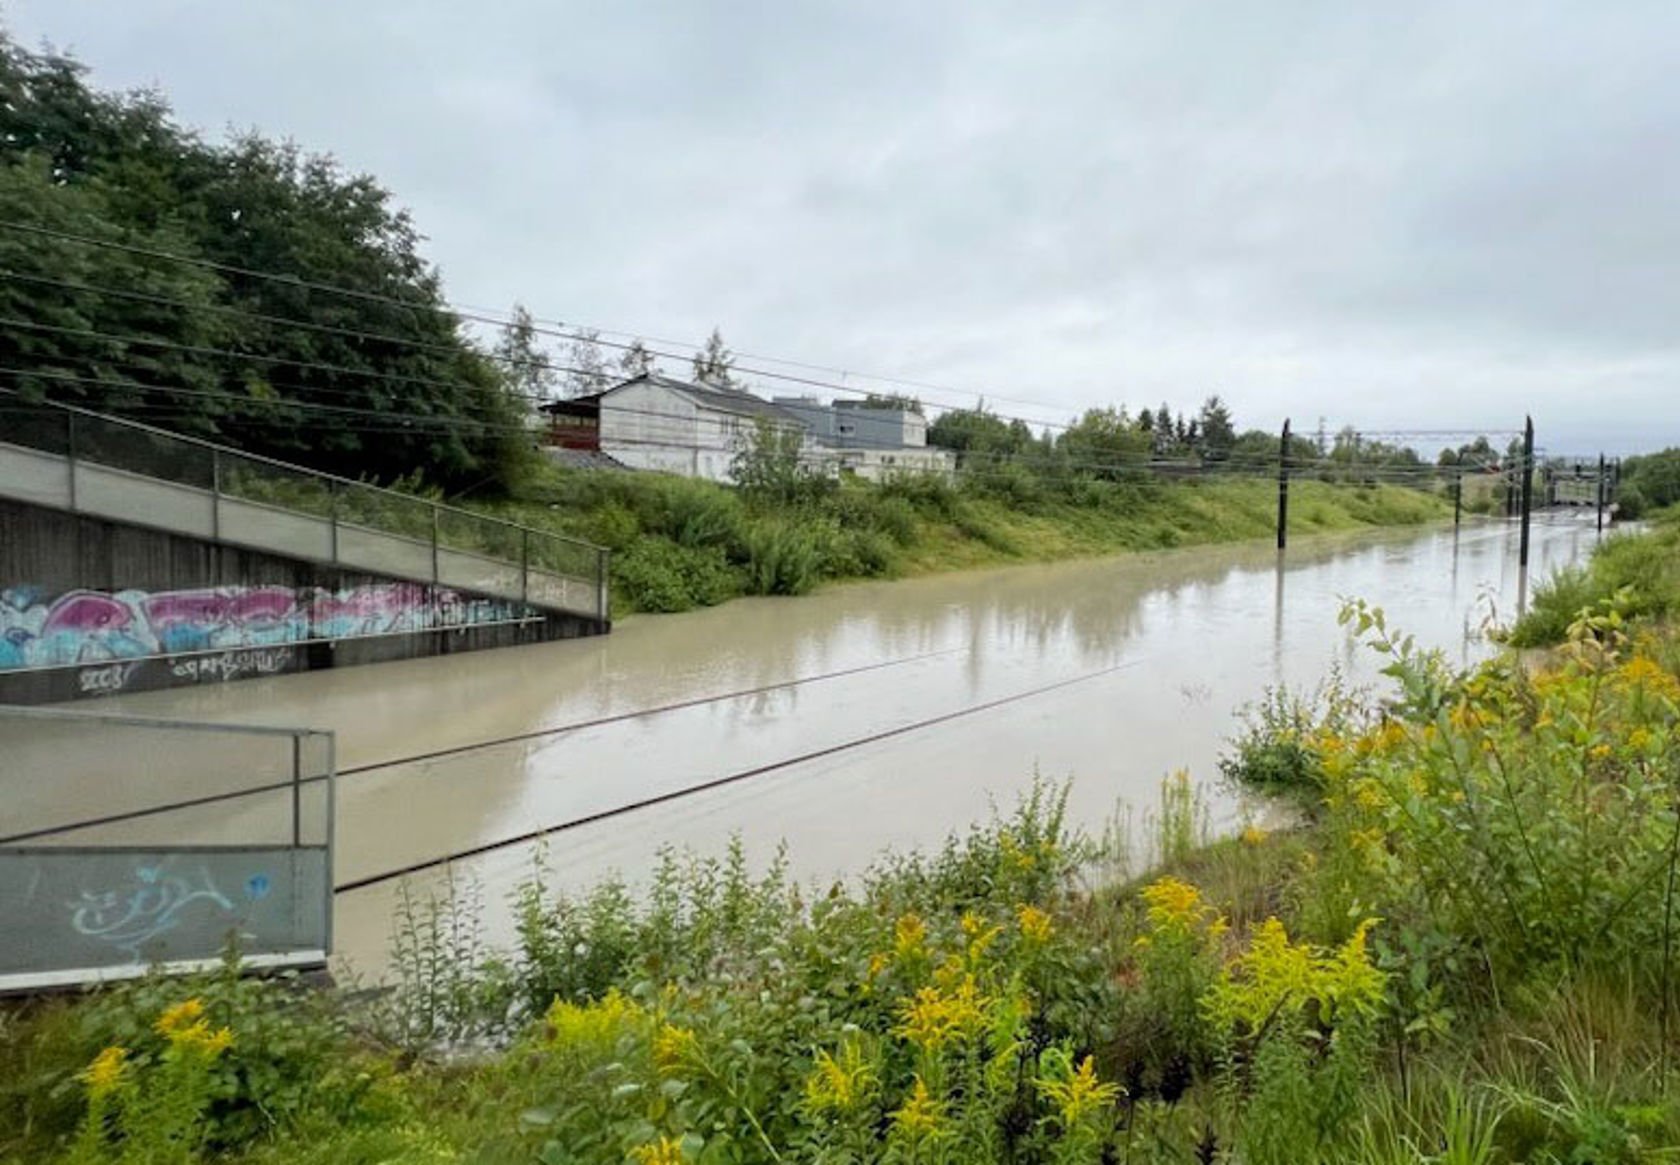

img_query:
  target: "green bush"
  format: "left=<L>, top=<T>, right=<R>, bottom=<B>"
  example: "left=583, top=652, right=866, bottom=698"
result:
left=740, top=519, right=824, bottom=595
left=612, top=538, right=738, bottom=612
left=1510, top=522, right=1680, bottom=646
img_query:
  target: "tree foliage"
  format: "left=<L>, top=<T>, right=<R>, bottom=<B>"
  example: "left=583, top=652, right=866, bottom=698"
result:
left=691, top=327, right=739, bottom=388
left=493, top=304, right=556, bottom=409
left=0, top=32, right=531, bottom=491
left=618, top=338, right=657, bottom=380
left=560, top=328, right=608, bottom=399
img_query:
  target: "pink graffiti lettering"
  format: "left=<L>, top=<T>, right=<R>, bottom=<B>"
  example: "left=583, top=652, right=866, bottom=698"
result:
left=226, top=587, right=298, bottom=627
left=139, top=589, right=232, bottom=633
left=40, top=592, right=135, bottom=635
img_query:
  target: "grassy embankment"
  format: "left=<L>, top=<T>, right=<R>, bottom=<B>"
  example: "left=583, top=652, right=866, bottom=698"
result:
left=6, top=509, right=1680, bottom=1163
left=1508, top=507, right=1680, bottom=646
left=467, top=466, right=1452, bottom=615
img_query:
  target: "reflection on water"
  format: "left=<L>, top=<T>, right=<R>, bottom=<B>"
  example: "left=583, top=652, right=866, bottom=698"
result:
left=84, top=515, right=1602, bottom=977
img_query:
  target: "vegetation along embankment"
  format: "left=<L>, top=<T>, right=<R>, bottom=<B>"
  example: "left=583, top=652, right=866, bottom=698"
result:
left=7, top=502, right=1680, bottom=1163
left=476, top=465, right=1453, bottom=615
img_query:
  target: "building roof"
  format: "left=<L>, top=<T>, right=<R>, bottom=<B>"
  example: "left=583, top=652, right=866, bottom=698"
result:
left=604, top=374, right=808, bottom=425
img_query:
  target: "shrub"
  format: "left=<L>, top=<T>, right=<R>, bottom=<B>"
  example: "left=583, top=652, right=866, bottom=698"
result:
left=613, top=538, right=738, bottom=612
left=740, top=519, right=824, bottom=595
left=1218, top=671, right=1362, bottom=799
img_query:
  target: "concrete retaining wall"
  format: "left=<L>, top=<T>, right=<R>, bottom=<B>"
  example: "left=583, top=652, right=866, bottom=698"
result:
left=0, top=498, right=607, bottom=704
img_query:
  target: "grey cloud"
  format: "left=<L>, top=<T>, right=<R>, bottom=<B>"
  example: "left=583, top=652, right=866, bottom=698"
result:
left=12, top=0, right=1680, bottom=452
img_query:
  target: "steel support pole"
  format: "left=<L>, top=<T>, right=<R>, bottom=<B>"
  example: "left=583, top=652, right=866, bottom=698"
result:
left=1276, top=418, right=1291, bottom=552
left=1596, top=452, right=1606, bottom=533
left=1518, top=415, right=1535, bottom=584
left=521, top=528, right=530, bottom=604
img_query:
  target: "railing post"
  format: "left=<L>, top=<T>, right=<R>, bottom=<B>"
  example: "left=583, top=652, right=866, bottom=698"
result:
left=323, top=731, right=336, bottom=956
left=598, top=547, right=610, bottom=622
left=521, top=527, right=530, bottom=604
left=430, top=504, right=441, bottom=583
left=291, top=733, right=302, bottom=849
left=65, top=410, right=78, bottom=510
left=1276, top=418, right=1291, bottom=552
left=1453, top=466, right=1462, bottom=529
left=329, top=480, right=340, bottom=562
left=210, top=447, right=222, bottom=541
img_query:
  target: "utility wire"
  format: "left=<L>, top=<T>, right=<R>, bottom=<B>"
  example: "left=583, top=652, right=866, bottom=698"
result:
left=333, top=654, right=1149, bottom=894
left=0, top=646, right=970, bottom=846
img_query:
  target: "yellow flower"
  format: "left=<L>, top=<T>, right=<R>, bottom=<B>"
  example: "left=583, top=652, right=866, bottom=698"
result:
left=1016, top=903, right=1054, bottom=944
left=652, top=1024, right=698, bottom=1075
left=891, top=1076, right=946, bottom=1138
left=155, top=998, right=205, bottom=1038
left=866, top=952, right=890, bottom=979
left=544, top=988, right=645, bottom=1052
left=1140, top=876, right=1200, bottom=923
left=893, top=913, right=927, bottom=960
left=804, top=1039, right=875, bottom=1115
left=1205, top=916, right=1385, bottom=1032
left=1037, top=1052, right=1121, bottom=1127
left=156, top=999, right=233, bottom=1058
left=80, top=1046, right=130, bottom=1099
left=998, top=830, right=1039, bottom=872
left=1240, top=824, right=1269, bottom=847
left=1328, top=919, right=1386, bottom=1018
left=962, top=914, right=1004, bottom=963
left=1352, top=779, right=1386, bottom=811
left=629, top=1135, right=688, bottom=1165
left=895, top=976, right=988, bottom=1053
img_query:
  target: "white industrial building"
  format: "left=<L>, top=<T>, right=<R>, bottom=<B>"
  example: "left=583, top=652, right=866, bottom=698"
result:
left=542, top=374, right=955, bottom=484
left=594, top=374, right=816, bottom=483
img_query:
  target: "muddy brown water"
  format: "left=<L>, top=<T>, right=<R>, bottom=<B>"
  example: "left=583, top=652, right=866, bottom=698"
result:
left=66, top=515, right=1601, bottom=978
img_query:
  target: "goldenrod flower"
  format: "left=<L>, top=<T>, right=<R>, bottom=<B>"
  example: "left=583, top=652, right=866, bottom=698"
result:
left=1016, top=903, right=1054, bottom=944
left=544, top=988, right=645, bottom=1051
left=891, top=1076, right=946, bottom=1138
left=895, top=976, right=988, bottom=1052
left=804, top=1040, right=875, bottom=1114
left=1037, top=1052, right=1120, bottom=1127
left=893, top=913, right=927, bottom=960
left=629, top=1135, right=688, bottom=1164
left=155, top=998, right=205, bottom=1038
left=652, top=1024, right=698, bottom=1075
left=1240, top=824, right=1268, bottom=846
left=80, top=1046, right=130, bottom=1099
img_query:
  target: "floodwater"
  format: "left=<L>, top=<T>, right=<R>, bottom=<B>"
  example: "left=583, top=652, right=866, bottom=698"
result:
left=67, top=514, right=1601, bottom=977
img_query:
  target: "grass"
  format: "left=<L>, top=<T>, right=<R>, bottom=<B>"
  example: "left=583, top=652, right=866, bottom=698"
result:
left=1508, top=506, right=1680, bottom=646
left=464, top=465, right=1452, bottom=615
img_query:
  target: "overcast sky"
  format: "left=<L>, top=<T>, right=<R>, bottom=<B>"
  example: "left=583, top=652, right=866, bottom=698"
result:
left=11, top=1, right=1678, bottom=454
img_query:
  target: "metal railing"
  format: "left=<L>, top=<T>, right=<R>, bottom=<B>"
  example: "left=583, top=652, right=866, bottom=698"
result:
left=0, top=394, right=610, bottom=621
left=0, top=704, right=335, bottom=992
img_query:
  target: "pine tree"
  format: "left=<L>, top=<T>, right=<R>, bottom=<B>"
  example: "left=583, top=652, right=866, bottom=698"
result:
left=692, top=326, right=739, bottom=388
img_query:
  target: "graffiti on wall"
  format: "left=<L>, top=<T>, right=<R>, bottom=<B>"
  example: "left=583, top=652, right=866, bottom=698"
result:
left=69, top=862, right=268, bottom=960
left=0, top=582, right=532, bottom=672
